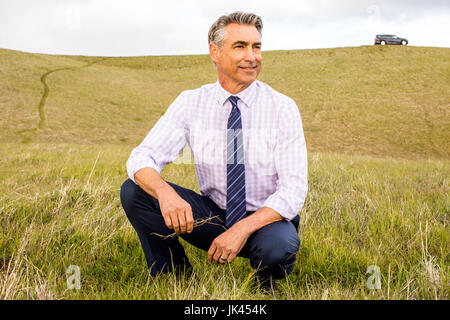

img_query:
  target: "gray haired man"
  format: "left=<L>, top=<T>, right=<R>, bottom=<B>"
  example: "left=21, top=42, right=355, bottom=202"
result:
left=120, top=12, right=308, bottom=293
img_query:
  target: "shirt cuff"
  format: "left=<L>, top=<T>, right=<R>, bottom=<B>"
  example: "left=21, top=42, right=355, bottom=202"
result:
left=262, top=192, right=298, bottom=221
left=126, top=156, right=162, bottom=183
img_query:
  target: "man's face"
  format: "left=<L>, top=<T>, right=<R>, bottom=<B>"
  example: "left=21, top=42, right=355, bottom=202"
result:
left=210, top=23, right=262, bottom=90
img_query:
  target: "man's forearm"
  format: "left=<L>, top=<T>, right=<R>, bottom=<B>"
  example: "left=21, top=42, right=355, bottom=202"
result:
left=134, top=167, right=173, bottom=200
left=233, top=206, right=283, bottom=236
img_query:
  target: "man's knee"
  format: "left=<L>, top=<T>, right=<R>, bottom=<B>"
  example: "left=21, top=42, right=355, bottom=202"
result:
left=120, top=178, right=158, bottom=215
left=120, top=179, right=138, bottom=213
left=249, top=230, right=300, bottom=277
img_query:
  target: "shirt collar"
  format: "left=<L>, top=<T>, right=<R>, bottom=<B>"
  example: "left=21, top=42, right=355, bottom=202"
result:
left=215, top=80, right=258, bottom=108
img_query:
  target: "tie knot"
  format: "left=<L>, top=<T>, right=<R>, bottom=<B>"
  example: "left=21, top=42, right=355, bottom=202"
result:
left=228, top=96, right=239, bottom=107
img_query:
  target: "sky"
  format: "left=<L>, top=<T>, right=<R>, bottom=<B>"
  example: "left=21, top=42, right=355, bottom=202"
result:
left=0, top=0, right=449, bottom=56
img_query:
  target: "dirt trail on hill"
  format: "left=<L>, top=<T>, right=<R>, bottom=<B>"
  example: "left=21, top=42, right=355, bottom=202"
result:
left=37, top=58, right=108, bottom=129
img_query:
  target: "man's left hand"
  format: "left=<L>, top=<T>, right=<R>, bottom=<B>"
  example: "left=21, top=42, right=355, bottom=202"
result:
left=207, top=222, right=250, bottom=264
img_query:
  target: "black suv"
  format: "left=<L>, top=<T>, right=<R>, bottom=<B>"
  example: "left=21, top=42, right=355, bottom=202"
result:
left=374, top=35, right=408, bottom=45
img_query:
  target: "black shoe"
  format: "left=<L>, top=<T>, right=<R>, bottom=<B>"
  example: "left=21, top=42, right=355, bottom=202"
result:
left=254, top=275, right=279, bottom=296
left=148, top=263, right=193, bottom=279
left=173, top=265, right=194, bottom=279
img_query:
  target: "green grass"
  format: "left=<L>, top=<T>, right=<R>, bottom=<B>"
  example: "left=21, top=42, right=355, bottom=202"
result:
left=0, top=46, right=449, bottom=299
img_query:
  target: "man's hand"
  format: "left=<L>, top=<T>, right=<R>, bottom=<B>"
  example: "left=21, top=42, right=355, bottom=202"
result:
left=157, top=186, right=194, bottom=234
left=207, top=207, right=284, bottom=264
left=207, top=222, right=251, bottom=264
left=134, top=168, right=194, bottom=234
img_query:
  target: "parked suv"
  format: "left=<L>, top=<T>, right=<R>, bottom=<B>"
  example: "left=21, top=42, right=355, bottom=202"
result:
left=374, top=35, right=408, bottom=45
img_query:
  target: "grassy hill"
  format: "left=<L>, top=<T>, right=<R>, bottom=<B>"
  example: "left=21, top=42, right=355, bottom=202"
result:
left=0, top=46, right=448, bottom=299
left=1, top=45, right=449, bottom=159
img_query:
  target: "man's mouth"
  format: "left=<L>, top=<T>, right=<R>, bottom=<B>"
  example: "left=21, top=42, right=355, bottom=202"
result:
left=238, top=65, right=258, bottom=70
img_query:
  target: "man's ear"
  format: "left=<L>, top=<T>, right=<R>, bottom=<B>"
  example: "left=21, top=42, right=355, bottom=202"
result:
left=209, top=43, right=220, bottom=64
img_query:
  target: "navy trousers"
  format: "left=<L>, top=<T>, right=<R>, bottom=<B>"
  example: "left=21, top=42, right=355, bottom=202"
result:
left=120, top=178, right=300, bottom=279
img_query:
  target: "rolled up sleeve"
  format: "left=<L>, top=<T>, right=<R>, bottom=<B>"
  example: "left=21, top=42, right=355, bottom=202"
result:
left=262, top=99, right=308, bottom=221
left=126, top=92, right=188, bottom=183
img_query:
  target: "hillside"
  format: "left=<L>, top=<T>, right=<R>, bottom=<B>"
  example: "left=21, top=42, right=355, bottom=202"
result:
left=0, top=46, right=448, bottom=300
left=0, top=46, right=449, bottom=160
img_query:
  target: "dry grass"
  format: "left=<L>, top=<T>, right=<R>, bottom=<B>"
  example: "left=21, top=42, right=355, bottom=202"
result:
left=0, top=143, right=448, bottom=299
left=0, top=46, right=448, bottom=299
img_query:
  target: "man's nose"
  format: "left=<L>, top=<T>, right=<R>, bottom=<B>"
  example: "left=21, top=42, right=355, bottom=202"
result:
left=243, top=47, right=256, bottom=62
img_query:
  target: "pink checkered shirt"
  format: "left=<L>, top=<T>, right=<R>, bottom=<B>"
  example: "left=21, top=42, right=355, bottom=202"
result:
left=126, top=80, right=308, bottom=221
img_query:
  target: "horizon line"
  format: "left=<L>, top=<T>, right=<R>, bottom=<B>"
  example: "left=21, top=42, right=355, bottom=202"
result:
left=1, top=45, right=449, bottom=58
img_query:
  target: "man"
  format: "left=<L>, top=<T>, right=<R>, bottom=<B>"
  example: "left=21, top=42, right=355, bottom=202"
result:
left=120, top=12, right=308, bottom=293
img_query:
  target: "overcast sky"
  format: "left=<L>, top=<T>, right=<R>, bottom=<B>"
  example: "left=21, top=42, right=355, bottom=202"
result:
left=0, top=0, right=449, bottom=56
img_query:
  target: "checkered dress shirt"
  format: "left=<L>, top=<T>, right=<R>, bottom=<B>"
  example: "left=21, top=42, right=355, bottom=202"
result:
left=126, top=80, right=308, bottom=221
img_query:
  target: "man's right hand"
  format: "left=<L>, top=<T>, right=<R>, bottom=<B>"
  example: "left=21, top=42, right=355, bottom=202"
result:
left=157, top=186, right=194, bottom=234
left=134, top=168, right=194, bottom=235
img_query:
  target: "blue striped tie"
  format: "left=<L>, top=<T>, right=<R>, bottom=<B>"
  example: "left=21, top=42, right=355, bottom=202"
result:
left=226, top=96, right=246, bottom=228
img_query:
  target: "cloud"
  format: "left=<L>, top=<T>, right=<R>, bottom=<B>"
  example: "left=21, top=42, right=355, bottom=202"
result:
left=0, top=0, right=448, bottom=56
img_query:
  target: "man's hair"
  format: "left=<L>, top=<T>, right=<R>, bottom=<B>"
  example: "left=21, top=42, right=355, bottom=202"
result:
left=208, top=11, right=263, bottom=49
